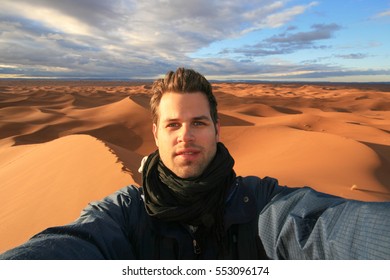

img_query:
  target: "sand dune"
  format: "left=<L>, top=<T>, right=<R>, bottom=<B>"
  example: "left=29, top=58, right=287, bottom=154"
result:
left=222, top=125, right=390, bottom=200
left=1, top=80, right=390, bottom=252
left=0, top=134, right=135, bottom=251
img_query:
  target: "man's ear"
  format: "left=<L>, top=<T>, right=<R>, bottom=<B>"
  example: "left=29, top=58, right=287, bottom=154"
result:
left=215, top=121, right=221, bottom=142
left=152, top=123, right=159, bottom=147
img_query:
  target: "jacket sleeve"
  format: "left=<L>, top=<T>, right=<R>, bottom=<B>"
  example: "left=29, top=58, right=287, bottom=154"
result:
left=258, top=186, right=390, bottom=259
left=0, top=186, right=141, bottom=260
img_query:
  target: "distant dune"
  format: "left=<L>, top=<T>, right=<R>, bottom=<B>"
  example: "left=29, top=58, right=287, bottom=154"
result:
left=1, top=80, right=390, bottom=252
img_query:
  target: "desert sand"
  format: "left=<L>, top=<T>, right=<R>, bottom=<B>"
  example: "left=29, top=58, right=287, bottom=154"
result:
left=1, top=80, right=390, bottom=253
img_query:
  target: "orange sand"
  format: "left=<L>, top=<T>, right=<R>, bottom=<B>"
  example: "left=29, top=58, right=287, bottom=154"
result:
left=1, top=80, right=390, bottom=253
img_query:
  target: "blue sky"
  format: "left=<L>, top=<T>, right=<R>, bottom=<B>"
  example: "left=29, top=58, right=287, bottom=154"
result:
left=0, top=0, right=389, bottom=82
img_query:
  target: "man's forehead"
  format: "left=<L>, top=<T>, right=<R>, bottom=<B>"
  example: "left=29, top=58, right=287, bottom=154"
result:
left=160, top=91, right=208, bottom=102
left=158, top=92, right=211, bottom=118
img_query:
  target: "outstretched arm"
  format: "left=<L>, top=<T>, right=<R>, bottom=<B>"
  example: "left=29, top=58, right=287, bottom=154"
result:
left=258, top=187, right=390, bottom=259
left=0, top=186, right=141, bottom=260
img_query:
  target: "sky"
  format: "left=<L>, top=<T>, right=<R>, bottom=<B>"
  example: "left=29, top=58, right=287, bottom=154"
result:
left=0, top=0, right=389, bottom=82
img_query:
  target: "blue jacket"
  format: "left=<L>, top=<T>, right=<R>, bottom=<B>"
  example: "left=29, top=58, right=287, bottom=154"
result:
left=1, top=176, right=390, bottom=259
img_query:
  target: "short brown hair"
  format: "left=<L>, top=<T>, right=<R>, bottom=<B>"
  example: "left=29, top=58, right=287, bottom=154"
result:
left=150, top=68, right=218, bottom=125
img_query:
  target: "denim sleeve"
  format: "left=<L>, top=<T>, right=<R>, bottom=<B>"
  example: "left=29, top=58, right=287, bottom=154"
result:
left=258, top=187, right=390, bottom=259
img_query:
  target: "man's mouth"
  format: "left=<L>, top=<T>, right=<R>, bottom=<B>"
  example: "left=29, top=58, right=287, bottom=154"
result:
left=175, top=148, right=200, bottom=159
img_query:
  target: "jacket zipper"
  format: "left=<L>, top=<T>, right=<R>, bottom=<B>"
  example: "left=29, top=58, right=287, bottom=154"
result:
left=184, top=225, right=202, bottom=257
left=193, top=239, right=201, bottom=255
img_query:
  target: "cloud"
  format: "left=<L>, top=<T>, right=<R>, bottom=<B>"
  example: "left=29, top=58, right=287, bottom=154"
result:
left=250, top=1, right=319, bottom=30
left=281, top=68, right=390, bottom=79
left=0, top=0, right=388, bottom=82
left=1, top=2, right=95, bottom=37
left=203, top=60, right=390, bottom=81
left=375, top=10, right=390, bottom=18
left=336, top=53, right=368, bottom=59
left=230, top=23, right=341, bottom=57
left=0, top=0, right=321, bottom=78
left=267, top=23, right=341, bottom=44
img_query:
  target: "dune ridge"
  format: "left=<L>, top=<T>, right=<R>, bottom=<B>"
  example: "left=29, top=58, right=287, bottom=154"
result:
left=1, top=80, right=390, bottom=252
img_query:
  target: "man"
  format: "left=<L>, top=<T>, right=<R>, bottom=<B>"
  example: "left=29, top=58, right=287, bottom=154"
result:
left=1, top=68, right=390, bottom=259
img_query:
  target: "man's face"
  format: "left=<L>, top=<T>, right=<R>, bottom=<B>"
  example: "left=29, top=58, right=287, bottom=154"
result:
left=153, top=92, right=220, bottom=179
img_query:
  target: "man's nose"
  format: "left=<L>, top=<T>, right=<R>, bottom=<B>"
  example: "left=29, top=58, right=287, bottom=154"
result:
left=178, top=124, right=194, bottom=143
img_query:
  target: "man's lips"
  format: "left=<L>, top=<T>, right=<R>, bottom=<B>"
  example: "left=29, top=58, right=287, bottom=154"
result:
left=175, top=148, right=201, bottom=158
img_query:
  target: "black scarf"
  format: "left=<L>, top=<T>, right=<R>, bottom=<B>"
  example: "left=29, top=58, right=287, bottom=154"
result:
left=142, top=142, right=236, bottom=228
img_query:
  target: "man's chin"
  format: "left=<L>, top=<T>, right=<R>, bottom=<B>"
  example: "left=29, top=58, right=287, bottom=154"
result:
left=174, top=166, right=204, bottom=180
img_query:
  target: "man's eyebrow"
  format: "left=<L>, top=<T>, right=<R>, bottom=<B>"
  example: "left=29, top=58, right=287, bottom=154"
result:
left=193, top=115, right=212, bottom=121
left=162, top=115, right=211, bottom=123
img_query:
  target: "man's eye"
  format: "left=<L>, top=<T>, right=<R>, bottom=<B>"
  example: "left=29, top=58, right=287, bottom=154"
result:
left=167, top=123, right=179, bottom=128
left=193, top=121, right=205, bottom=126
